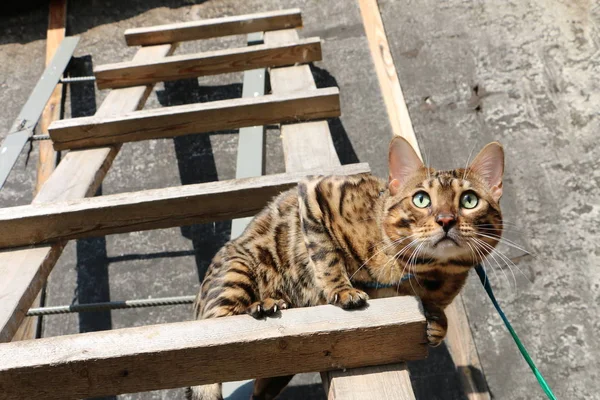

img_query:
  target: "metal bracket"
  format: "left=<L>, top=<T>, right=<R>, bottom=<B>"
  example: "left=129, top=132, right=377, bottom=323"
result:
left=0, top=36, right=80, bottom=190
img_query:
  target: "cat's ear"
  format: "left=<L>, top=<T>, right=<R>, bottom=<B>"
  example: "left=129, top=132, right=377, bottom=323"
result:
left=469, top=142, right=504, bottom=202
left=388, top=136, right=423, bottom=196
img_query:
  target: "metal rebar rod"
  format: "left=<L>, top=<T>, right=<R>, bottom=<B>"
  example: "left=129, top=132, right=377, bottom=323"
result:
left=31, top=134, right=51, bottom=141
left=60, top=76, right=96, bottom=83
left=27, top=295, right=196, bottom=316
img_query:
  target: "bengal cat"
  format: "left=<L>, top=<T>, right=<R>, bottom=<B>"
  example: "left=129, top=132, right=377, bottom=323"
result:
left=187, top=136, right=504, bottom=400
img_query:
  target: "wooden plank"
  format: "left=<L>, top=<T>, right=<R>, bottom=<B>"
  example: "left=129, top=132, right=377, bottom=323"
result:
left=48, top=87, right=340, bottom=150
left=12, top=0, right=68, bottom=343
left=322, top=364, right=415, bottom=400
left=358, top=2, right=490, bottom=398
left=0, top=44, right=176, bottom=343
left=95, top=37, right=322, bottom=89
left=266, top=28, right=417, bottom=400
left=357, top=0, right=421, bottom=159
left=0, top=296, right=426, bottom=400
left=125, top=8, right=302, bottom=46
left=35, top=0, right=66, bottom=196
left=0, top=163, right=369, bottom=249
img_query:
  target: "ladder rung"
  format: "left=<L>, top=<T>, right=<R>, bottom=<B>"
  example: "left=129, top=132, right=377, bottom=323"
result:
left=0, top=163, right=370, bottom=249
left=0, top=297, right=427, bottom=400
left=48, top=87, right=340, bottom=150
left=125, top=8, right=303, bottom=46
left=94, top=37, right=322, bottom=90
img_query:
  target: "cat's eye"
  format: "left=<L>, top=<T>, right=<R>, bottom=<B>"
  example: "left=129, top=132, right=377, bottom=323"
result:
left=460, top=191, right=479, bottom=209
left=412, top=191, right=431, bottom=208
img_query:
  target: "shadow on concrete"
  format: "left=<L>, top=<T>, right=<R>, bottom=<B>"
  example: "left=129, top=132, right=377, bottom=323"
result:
left=310, top=63, right=359, bottom=166
left=156, top=78, right=241, bottom=282
left=67, top=0, right=209, bottom=36
left=0, top=0, right=208, bottom=45
left=68, top=55, right=117, bottom=400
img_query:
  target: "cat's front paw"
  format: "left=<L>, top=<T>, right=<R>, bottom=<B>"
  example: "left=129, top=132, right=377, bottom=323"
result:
left=329, top=287, right=369, bottom=309
left=424, top=306, right=448, bottom=347
left=247, top=298, right=289, bottom=319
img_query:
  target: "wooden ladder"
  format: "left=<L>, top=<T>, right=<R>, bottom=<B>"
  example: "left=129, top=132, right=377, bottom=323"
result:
left=0, top=7, right=487, bottom=400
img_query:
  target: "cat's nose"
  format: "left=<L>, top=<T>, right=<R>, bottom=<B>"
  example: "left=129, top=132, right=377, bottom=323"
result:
left=435, top=213, right=456, bottom=233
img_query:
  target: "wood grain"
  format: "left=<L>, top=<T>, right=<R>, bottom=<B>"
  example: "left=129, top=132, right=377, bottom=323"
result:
left=48, top=87, right=340, bottom=150
left=322, top=364, right=416, bottom=400
left=0, top=44, right=175, bottom=343
left=13, top=0, right=68, bottom=343
left=358, top=2, right=490, bottom=397
left=125, top=8, right=302, bottom=46
left=357, top=0, right=421, bottom=159
left=0, top=163, right=369, bottom=249
left=95, top=37, right=322, bottom=89
left=266, top=28, right=418, bottom=400
left=0, top=297, right=426, bottom=400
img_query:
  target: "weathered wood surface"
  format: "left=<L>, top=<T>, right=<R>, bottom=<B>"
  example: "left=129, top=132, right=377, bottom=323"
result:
left=0, top=163, right=369, bottom=249
left=125, top=8, right=302, bottom=46
left=358, top=2, right=490, bottom=397
left=266, top=28, right=418, bottom=400
left=0, top=297, right=427, bottom=400
left=95, top=37, right=322, bottom=89
left=322, top=364, right=416, bottom=400
left=0, top=44, right=175, bottom=343
left=13, top=0, right=68, bottom=343
left=48, top=87, right=340, bottom=150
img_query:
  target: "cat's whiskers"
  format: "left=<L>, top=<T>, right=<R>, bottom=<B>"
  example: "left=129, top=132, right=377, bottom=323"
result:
left=424, top=148, right=432, bottom=181
left=409, top=243, right=425, bottom=289
left=477, top=238, right=517, bottom=289
left=378, top=237, right=422, bottom=282
left=465, top=242, right=478, bottom=265
left=471, top=237, right=508, bottom=279
left=471, top=237, right=516, bottom=288
left=398, top=240, right=425, bottom=295
left=349, top=234, right=419, bottom=281
left=462, top=142, right=477, bottom=181
left=470, top=238, right=501, bottom=283
left=371, top=237, right=420, bottom=288
left=472, top=232, right=533, bottom=257
left=472, top=236, right=532, bottom=284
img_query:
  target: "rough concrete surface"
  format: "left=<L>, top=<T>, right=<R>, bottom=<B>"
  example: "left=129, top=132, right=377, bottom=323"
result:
left=0, top=0, right=598, bottom=399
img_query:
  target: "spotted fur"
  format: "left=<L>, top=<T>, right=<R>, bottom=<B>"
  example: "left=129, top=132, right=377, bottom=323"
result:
left=188, top=137, right=504, bottom=400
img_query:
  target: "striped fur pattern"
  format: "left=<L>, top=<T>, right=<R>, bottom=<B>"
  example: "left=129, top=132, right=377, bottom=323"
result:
left=188, top=137, right=504, bottom=400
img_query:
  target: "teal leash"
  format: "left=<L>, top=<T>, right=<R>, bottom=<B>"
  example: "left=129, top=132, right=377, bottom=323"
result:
left=475, top=264, right=557, bottom=400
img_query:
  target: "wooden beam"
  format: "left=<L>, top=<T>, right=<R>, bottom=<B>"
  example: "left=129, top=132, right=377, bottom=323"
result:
left=0, top=297, right=426, bottom=400
left=322, top=364, right=415, bottom=400
left=95, top=37, right=322, bottom=89
left=0, top=163, right=369, bottom=249
left=357, top=0, right=421, bottom=159
left=265, top=28, right=417, bottom=400
left=358, top=1, right=490, bottom=398
left=35, top=0, right=66, bottom=196
left=0, top=44, right=176, bottom=343
left=12, top=0, right=68, bottom=343
left=125, top=8, right=303, bottom=46
left=48, top=87, right=340, bottom=150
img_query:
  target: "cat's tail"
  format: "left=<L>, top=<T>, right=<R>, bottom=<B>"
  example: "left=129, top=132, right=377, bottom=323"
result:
left=185, top=383, right=222, bottom=400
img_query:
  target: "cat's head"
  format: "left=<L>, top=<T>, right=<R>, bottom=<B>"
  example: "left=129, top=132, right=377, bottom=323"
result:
left=383, top=136, right=504, bottom=269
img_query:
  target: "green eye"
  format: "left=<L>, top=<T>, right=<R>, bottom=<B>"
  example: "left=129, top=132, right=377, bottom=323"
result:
left=412, top=192, right=431, bottom=208
left=461, top=192, right=479, bottom=209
